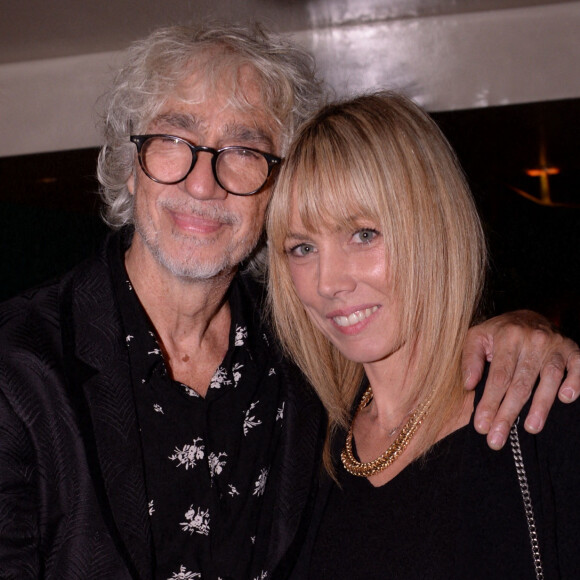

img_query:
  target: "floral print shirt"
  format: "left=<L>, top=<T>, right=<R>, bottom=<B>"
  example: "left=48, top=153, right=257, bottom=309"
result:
left=111, top=244, right=284, bottom=580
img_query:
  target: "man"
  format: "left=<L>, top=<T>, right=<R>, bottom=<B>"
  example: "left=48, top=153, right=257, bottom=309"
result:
left=0, top=23, right=578, bottom=580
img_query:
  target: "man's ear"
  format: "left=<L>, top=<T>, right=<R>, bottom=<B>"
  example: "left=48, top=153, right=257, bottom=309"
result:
left=127, top=171, right=136, bottom=195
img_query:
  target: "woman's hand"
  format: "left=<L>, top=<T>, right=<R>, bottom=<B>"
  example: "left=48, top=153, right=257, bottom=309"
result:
left=463, top=310, right=580, bottom=450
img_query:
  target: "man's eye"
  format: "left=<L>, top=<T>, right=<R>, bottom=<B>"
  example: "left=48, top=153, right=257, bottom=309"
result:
left=353, top=229, right=379, bottom=244
left=231, top=148, right=261, bottom=160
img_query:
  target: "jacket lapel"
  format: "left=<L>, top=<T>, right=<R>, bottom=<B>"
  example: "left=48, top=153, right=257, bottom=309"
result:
left=267, top=361, right=325, bottom=576
left=60, top=244, right=154, bottom=580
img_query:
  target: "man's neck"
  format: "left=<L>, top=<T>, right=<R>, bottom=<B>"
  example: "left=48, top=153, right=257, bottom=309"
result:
left=124, top=239, right=235, bottom=397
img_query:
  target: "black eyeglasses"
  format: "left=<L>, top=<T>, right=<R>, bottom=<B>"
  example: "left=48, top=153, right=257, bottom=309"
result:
left=130, top=134, right=281, bottom=196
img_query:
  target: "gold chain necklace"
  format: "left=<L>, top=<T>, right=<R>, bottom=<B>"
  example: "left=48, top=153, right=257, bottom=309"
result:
left=341, top=385, right=432, bottom=477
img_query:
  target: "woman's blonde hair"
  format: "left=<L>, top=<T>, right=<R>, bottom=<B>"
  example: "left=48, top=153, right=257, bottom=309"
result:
left=267, top=91, right=487, bottom=473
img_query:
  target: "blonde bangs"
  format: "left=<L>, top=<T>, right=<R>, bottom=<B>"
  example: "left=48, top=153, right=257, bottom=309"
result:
left=279, top=126, right=385, bottom=234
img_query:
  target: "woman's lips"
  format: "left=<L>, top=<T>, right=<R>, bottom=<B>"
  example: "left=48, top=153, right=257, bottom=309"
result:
left=330, top=306, right=380, bottom=328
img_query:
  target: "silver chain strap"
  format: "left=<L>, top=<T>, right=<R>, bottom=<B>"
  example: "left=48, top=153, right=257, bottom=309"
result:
left=509, top=420, right=545, bottom=580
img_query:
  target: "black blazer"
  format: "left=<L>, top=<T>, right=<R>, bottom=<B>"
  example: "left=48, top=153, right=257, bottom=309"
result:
left=0, top=235, right=324, bottom=580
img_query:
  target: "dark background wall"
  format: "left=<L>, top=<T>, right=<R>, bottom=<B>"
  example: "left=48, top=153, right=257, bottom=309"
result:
left=432, top=97, right=580, bottom=342
left=0, top=148, right=107, bottom=299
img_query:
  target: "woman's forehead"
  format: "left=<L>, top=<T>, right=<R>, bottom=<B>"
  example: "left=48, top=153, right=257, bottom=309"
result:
left=288, top=191, right=377, bottom=232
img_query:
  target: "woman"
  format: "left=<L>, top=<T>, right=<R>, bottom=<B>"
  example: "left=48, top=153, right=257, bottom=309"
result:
left=267, top=91, right=579, bottom=578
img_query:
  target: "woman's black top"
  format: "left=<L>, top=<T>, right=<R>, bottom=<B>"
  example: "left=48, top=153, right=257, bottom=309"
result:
left=309, top=428, right=465, bottom=579
left=300, top=380, right=580, bottom=579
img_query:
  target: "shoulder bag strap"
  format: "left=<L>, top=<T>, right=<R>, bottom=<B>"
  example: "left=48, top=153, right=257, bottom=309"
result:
left=509, top=419, right=545, bottom=580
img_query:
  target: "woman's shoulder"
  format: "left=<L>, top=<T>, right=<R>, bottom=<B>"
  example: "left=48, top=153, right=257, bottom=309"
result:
left=533, top=392, right=580, bottom=459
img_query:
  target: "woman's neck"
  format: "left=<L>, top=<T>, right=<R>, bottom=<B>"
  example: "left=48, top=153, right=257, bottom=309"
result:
left=362, top=342, right=416, bottom=423
left=353, top=349, right=475, bottom=488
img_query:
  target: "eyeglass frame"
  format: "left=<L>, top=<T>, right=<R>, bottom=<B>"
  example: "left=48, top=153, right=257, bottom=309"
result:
left=130, top=134, right=282, bottom=196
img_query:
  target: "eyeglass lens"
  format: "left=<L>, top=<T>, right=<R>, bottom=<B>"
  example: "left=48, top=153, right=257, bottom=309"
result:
left=140, top=136, right=271, bottom=194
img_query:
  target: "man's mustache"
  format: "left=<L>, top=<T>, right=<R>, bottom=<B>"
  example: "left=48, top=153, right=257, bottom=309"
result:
left=159, top=199, right=240, bottom=226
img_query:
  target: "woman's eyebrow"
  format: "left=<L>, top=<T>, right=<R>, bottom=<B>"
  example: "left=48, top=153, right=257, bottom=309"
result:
left=284, top=231, right=314, bottom=242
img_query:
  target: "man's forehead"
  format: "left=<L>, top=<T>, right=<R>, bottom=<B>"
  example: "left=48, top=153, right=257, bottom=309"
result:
left=175, top=62, right=264, bottom=110
left=149, top=107, right=277, bottom=149
left=150, top=71, right=280, bottom=148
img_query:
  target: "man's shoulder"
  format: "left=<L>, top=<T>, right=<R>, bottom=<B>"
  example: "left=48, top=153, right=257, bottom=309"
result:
left=0, top=238, right=114, bottom=346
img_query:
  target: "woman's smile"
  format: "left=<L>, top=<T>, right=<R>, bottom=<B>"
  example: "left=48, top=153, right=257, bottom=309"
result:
left=330, top=305, right=381, bottom=329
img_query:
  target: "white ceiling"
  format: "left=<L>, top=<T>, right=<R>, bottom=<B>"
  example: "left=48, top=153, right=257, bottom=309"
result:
left=1, top=0, right=574, bottom=64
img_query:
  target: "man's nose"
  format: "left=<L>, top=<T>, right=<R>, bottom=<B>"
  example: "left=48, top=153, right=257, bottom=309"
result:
left=183, top=152, right=228, bottom=201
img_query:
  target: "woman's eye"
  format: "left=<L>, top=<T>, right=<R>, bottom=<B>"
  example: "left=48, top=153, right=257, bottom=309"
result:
left=287, top=243, right=315, bottom=257
left=353, top=229, right=379, bottom=244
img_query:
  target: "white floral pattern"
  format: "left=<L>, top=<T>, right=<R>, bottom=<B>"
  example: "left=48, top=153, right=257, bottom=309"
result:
left=253, top=468, right=269, bottom=497
left=169, top=438, right=205, bottom=470
left=208, top=451, right=228, bottom=477
left=168, top=565, right=201, bottom=579
left=182, top=384, right=200, bottom=397
left=181, top=506, right=210, bottom=536
left=210, top=366, right=231, bottom=390
left=232, top=362, right=244, bottom=387
left=276, top=403, right=285, bottom=422
left=243, top=401, right=262, bottom=435
left=235, top=325, right=248, bottom=346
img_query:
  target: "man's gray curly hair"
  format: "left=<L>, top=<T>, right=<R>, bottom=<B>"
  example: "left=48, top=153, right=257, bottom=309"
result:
left=97, top=22, right=325, bottom=229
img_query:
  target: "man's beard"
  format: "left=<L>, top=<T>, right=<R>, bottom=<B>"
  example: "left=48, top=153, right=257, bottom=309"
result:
left=133, top=198, right=260, bottom=281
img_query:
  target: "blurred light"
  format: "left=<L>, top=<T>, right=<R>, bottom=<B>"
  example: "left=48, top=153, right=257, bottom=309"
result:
left=526, top=167, right=560, bottom=177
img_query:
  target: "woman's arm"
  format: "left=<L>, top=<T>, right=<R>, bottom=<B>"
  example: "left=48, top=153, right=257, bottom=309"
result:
left=462, top=310, right=580, bottom=450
